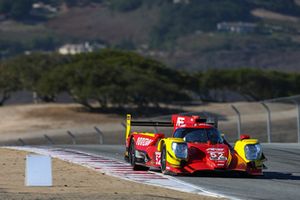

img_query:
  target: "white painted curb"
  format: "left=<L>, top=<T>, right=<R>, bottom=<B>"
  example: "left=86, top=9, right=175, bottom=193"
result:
left=4, top=146, right=237, bottom=199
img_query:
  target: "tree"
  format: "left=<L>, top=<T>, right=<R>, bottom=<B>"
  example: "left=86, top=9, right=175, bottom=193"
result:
left=198, top=68, right=297, bottom=102
left=51, top=49, right=190, bottom=110
left=6, top=53, right=70, bottom=102
left=0, top=0, right=11, bottom=14
left=0, top=0, right=34, bottom=20
left=0, top=64, right=20, bottom=106
left=109, top=0, right=143, bottom=12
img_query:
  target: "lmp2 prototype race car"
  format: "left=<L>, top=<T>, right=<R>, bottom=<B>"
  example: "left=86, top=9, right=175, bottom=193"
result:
left=124, top=114, right=266, bottom=176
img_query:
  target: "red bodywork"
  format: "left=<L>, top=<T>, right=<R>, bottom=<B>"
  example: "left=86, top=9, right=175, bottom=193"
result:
left=125, top=115, right=263, bottom=175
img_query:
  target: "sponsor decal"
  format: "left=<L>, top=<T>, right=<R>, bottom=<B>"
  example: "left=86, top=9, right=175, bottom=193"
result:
left=136, top=137, right=153, bottom=146
left=155, top=152, right=161, bottom=165
left=207, top=148, right=227, bottom=161
left=176, top=117, right=186, bottom=127
left=208, top=152, right=227, bottom=161
left=207, top=148, right=224, bottom=151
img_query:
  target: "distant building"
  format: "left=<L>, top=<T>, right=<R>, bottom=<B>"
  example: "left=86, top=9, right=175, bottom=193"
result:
left=58, top=42, right=105, bottom=55
left=173, top=0, right=190, bottom=4
left=31, top=2, right=58, bottom=17
left=217, top=22, right=257, bottom=34
left=32, top=2, right=58, bottom=13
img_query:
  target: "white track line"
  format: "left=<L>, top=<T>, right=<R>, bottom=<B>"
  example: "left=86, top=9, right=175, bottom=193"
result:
left=4, top=146, right=237, bottom=199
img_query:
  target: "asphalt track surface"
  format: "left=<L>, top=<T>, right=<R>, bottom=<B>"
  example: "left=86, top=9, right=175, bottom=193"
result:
left=56, top=144, right=300, bottom=200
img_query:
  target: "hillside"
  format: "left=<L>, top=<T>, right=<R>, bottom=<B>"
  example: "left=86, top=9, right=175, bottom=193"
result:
left=46, top=4, right=159, bottom=44
left=1, top=0, right=300, bottom=71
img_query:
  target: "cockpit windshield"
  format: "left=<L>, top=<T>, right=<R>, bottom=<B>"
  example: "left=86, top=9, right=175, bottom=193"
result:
left=173, top=128, right=223, bottom=144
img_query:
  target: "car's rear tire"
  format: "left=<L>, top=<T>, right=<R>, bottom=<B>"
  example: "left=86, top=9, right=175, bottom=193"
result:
left=129, top=139, right=148, bottom=171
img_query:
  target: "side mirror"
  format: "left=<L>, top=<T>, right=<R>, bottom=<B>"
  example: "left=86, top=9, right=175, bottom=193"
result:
left=240, top=134, right=250, bottom=140
left=221, top=133, right=225, bottom=139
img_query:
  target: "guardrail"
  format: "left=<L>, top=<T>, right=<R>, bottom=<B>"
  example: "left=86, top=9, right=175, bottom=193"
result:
left=15, top=126, right=108, bottom=146
left=67, top=131, right=77, bottom=145
left=228, top=95, right=300, bottom=143
left=11, top=95, right=300, bottom=145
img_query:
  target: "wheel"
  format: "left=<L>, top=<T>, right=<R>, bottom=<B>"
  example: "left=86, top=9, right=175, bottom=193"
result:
left=160, top=145, right=168, bottom=174
left=129, top=139, right=148, bottom=171
left=129, top=139, right=138, bottom=170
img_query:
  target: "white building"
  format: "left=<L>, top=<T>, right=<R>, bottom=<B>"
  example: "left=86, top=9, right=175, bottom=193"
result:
left=32, top=2, right=58, bottom=13
left=58, top=42, right=105, bottom=55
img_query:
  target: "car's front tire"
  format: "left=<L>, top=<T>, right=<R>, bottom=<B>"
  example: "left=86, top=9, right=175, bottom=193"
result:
left=161, top=144, right=169, bottom=174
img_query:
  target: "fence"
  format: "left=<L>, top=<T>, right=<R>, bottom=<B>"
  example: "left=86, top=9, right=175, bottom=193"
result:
left=2, top=126, right=108, bottom=146
left=153, top=96, right=300, bottom=143
left=4, top=95, right=300, bottom=146
left=225, top=95, right=300, bottom=143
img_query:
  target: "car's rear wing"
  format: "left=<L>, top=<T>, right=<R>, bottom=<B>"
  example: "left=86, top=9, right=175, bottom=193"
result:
left=125, top=114, right=218, bottom=140
left=125, top=114, right=173, bottom=140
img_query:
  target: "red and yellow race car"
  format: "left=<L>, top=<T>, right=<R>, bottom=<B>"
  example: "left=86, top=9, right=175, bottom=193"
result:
left=124, top=114, right=266, bottom=176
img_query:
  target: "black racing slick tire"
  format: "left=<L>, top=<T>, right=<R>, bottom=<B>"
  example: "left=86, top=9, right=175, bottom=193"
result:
left=129, top=139, right=138, bottom=170
left=160, top=145, right=169, bottom=175
left=129, top=139, right=148, bottom=171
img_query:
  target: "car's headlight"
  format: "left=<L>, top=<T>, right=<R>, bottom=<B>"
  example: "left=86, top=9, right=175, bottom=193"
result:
left=245, top=144, right=262, bottom=160
left=172, top=142, right=188, bottom=159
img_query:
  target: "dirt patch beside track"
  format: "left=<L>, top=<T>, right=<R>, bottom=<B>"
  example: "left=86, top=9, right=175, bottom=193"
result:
left=0, top=102, right=297, bottom=144
left=0, top=148, right=222, bottom=200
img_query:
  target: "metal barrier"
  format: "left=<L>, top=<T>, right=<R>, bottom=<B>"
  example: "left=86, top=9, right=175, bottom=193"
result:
left=94, top=127, right=104, bottom=145
left=18, top=138, right=26, bottom=146
left=67, top=131, right=77, bottom=145
left=260, top=103, right=272, bottom=143
left=44, top=134, right=54, bottom=145
left=231, top=105, right=241, bottom=140
left=229, top=95, right=300, bottom=143
left=14, top=95, right=300, bottom=145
